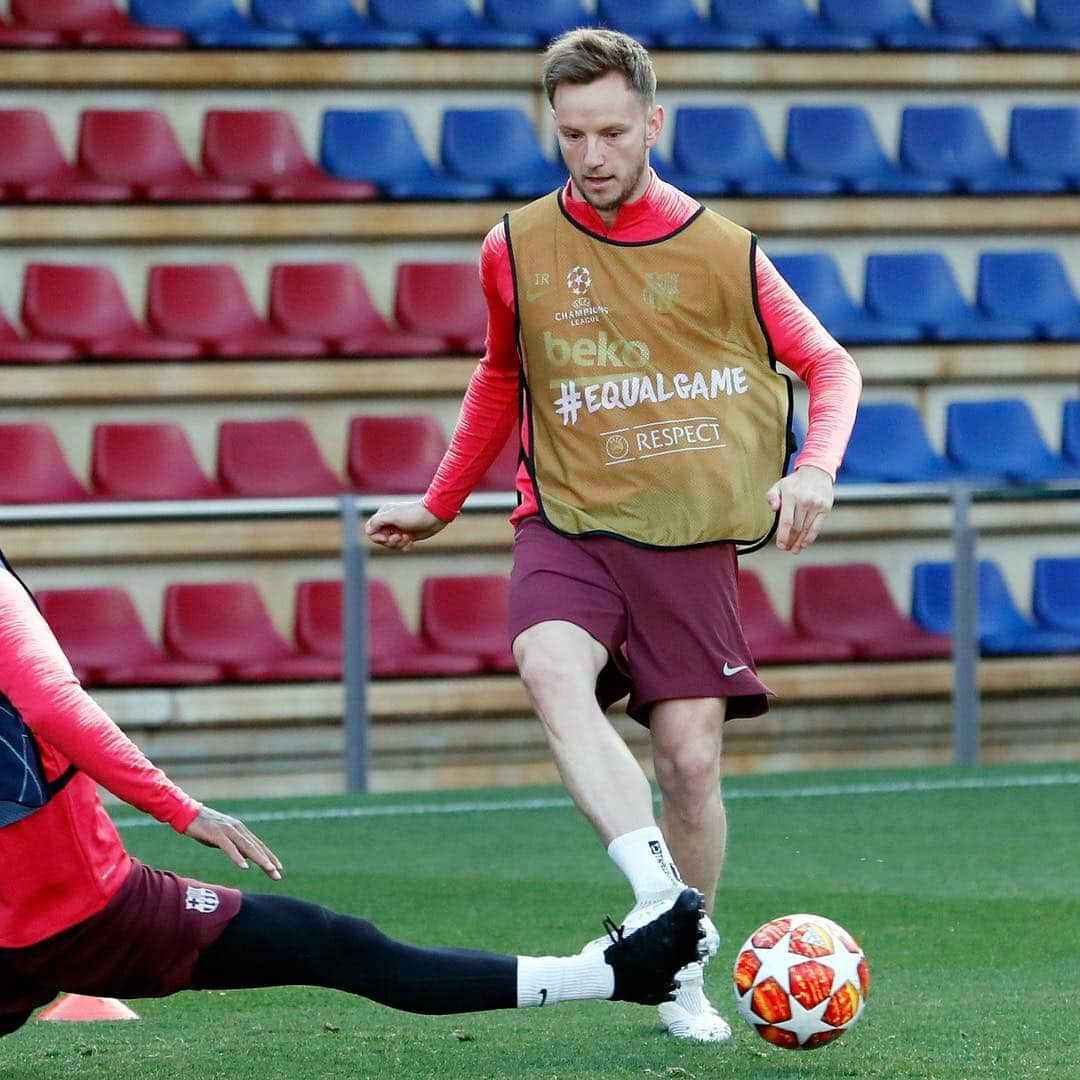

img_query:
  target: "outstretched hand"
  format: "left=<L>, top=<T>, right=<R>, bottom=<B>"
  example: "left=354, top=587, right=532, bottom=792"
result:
left=765, top=464, right=835, bottom=554
left=184, top=806, right=283, bottom=881
left=364, top=500, right=448, bottom=552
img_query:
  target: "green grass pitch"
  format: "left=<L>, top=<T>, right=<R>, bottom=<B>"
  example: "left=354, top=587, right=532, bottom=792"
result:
left=4, top=762, right=1078, bottom=1079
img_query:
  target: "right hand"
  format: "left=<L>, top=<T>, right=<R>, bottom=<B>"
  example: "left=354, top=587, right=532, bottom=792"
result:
left=364, top=500, right=448, bottom=552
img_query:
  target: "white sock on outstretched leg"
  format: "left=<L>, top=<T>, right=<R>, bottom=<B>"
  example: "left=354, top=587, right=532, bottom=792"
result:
left=607, top=826, right=682, bottom=901
left=516, top=952, right=614, bottom=1007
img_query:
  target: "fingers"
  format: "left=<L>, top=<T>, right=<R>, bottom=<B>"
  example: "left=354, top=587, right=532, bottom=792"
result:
left=188, top=807, right=283, bottom=881
left=231, top=822, right=283, bottom=881
left=774, top=487, right=796, bottom=550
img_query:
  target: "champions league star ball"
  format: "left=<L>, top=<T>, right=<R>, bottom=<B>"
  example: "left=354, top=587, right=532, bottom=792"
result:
left=732, top=913, right=869, bottom=1050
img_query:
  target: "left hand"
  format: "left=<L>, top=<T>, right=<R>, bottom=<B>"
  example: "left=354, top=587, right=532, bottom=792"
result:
left=184, top=806, right=283, bottom=881
left=765, top=465, right=835, bottom=554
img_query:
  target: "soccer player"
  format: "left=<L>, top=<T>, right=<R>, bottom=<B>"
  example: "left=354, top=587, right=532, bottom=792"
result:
left=366, top=29, right=861, bottom=1042
left=0, top=549, right=706, bottom=1039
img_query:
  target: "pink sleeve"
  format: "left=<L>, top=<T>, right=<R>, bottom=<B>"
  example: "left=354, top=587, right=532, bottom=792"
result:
left=422, top=222, right=522, bottom=522
left=0, top=569, right=200, bottom=832
left=755, top=247, right=862, bottom=481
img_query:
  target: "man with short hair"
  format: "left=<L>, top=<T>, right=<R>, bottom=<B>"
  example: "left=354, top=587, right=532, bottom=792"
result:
left=366, top=28, right=861, bottom=1042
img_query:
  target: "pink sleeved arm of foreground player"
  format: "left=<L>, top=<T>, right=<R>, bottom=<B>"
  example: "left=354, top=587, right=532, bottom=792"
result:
left=755, top=249, right=862, bottom=480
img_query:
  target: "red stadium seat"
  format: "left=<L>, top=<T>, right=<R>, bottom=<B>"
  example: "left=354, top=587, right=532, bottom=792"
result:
left=36, top=586, right=222, bottom=687
left=78, top=110, right=252, bottom=203
left=268, top=263, right=446, bottom=357
left=0, top=304, right=75, bottom=363
left=0, top=110, right=131, bottom=203
left=146, top=264, right=326, bottom=358
left=22, top=263, right=200, bottom=360
left=474, top=430, right=521, bottom=492
left=294, top=578, right=484, bottom=677
left=346, top=414, right=447, bottom=494
left=792, top=563, right=952, bottom=660
left=202, top=110, right=377, bottom=202
left=0, top=423, right=90, bottom=503
left=0, top=16, right=60, bottom=43
left=395, top=262, right=487, bottom=353
left=421, top=574, right=517, bottom=672
left=91, top=422, right=222, bottom=500
left=217, top=418, right=345, bottom=496
left=738, top=570, right=856, bottom=663
left=163, top=580, right=342, bottom=681
left=9, top=0, right=185, bottom=45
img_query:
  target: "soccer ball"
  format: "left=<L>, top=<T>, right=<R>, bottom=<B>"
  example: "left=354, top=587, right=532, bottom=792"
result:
left=732, top=913, right=869, bottom=1050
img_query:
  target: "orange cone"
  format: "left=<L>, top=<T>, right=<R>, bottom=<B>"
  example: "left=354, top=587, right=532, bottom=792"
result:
left=36, top=995, right=140, bottom=1022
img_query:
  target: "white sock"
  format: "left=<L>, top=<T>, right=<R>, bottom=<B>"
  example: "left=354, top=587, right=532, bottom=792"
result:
left=674, top=961, right=707, bottom=1012
left=516, top=952, right=615, bottom=1007
left=607, top=826, right=682, bottom=902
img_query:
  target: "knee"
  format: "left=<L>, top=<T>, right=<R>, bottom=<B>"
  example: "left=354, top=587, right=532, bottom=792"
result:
left=654, top=743, right=721, bottom=819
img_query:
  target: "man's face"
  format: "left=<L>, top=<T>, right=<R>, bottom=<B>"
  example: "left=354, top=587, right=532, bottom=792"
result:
left=552, top=71, right=663, bottom=220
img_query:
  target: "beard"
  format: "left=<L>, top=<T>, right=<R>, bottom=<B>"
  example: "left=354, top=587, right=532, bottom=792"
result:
left=576, top=151, right=649, bottom=215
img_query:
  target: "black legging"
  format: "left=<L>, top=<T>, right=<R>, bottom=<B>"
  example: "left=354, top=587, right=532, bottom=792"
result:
left=191, top=893, right=518, bottom=1016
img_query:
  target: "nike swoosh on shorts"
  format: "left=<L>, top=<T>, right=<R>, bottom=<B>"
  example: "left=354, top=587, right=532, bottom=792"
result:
left=722, top=663, right=748, bottom=676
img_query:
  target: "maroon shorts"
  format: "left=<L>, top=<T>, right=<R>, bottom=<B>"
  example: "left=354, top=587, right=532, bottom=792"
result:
left=0, top=860, right=241, bottom=1029
left=508, top=517, right=770, bottom=725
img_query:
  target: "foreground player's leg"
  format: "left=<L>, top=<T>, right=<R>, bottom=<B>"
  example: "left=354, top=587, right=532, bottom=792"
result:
left=189, top=889, right=706, bottom=1014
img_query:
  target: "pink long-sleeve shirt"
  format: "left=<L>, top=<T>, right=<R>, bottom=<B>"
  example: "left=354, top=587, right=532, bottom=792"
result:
left=423, top=172, right=861, bottom=524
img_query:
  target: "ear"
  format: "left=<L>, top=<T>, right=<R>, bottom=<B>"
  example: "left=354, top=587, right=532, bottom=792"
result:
left=645, top=104, right=664, bottom=148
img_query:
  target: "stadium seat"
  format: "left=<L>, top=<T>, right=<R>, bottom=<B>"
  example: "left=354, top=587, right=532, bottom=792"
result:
left=320, top=110, right=495, bottom=200
left=22, top=263, right=201, bottom=360
left=709, top=0, right=874, bottom=48
left=441, top=109, right=566, bottom=198
left=366, top=0, right=534, bottom=47
left=474, top=431, right=521, bottom=492
left=945, top=400, right=1080, bottom=483
left=1009, top=107, right=1080, bottom=191
left=899, top=106, right=1065, bottom=195
left=78, top=110, right=251, bottom=203
left=596, top=0, right=762, bottom=49
left=837, top=402, right=963, bottom=484
left=420, top=575, right=517, bottom=672
left=769, top=253, right=922, bottom=345
left=484, top=0, right=595, bottom=46
left=294, top=579, right=485, bottom=678
left=737, top=570, right=856, bottom=664
left=1032, top=557, right=1080, bottom=634
left=91, top=422, right=223, bottom=500
left=10, top=0, right=185, bottom=45
left=129, top=0, right=305, bottom=47
left=792, top=563, right=952, bottom=660
left=0, top=16, right=60, bottom=44
left=249, top=0, right=422, bottom=46
left=0, top=423, right=90, bottom=503
left=0, top=110, right=131, bottom=203
left=163, top=581, right=342, bottom=681
left=395, top=262, right=487, bottom=353
left=785, top=106, right=950, bottom=195
left=932, top=0, right=1080, bottom=49
left=0, top=305, right=75, bottom=363
left=36, top=587, right=222, bottom=687
left=670, top=108, right=840, bottom=197
left=912, top=560, right=1080, bottom=655
left=1062, top=400, right=1080, bottom=466
left=146, top=264, right=326, bottom=358
left=819, top=0, right=983, bottom=49
left=268, top=263, right=445, bottom=357
left=217, top=418, right=345, bottom=497
left=201, top=110, right=376, bottom=202
left=347, top=414, right=447, bottom=494
left=976, top=251, right=1080, bottom=342
left=649, top=149, right=728, bottom=198
left=863, top=252, right=1034, bottom=343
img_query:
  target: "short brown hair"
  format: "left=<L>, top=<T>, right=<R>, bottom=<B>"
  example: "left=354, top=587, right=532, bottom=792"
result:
left=542, top=28, right=656, bottom=108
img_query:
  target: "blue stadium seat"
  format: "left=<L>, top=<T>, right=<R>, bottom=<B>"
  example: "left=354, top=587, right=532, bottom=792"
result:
left=484, top=0, right=593, bottom=46
left=671, top=107, right=839, bottom=197
left=864, top=252, right=1035, bottom=343
left=912, top=560, right=1080, bottom=655
left=838, top=402, right=963, bottom=484
left=320, top=110, right=495, bottom=200
left=366, top=0, right=534, bottom=47
left=1033, top=558, right=1080, bottom=634
left=976, top=251, right=1080, bottom=342
left=1062, top=400, right=1080, bottom=466
left=900, top=106, right=1066, bottom=195
left=1009, top=107, right=1080, bottom=190
left=769, top=253, right=922, bottom=344
left=130, top=0, right=305, bottom=46
left=946, top=399, right=1080, bottom=483
left=249, top=0, right=422, bottom=46
left=649, top=149, right=728, bottom=197
left=709, top=0, right=874, bottom=48
left=819, top=0, right=983, bottom=50
left=785, top=106, right=950, bottom=195
left=933, top=0, right=1080, bottom=50
left=596, top=0, right=761, bottom=49
left=441, top=109, right=565, bottom=198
